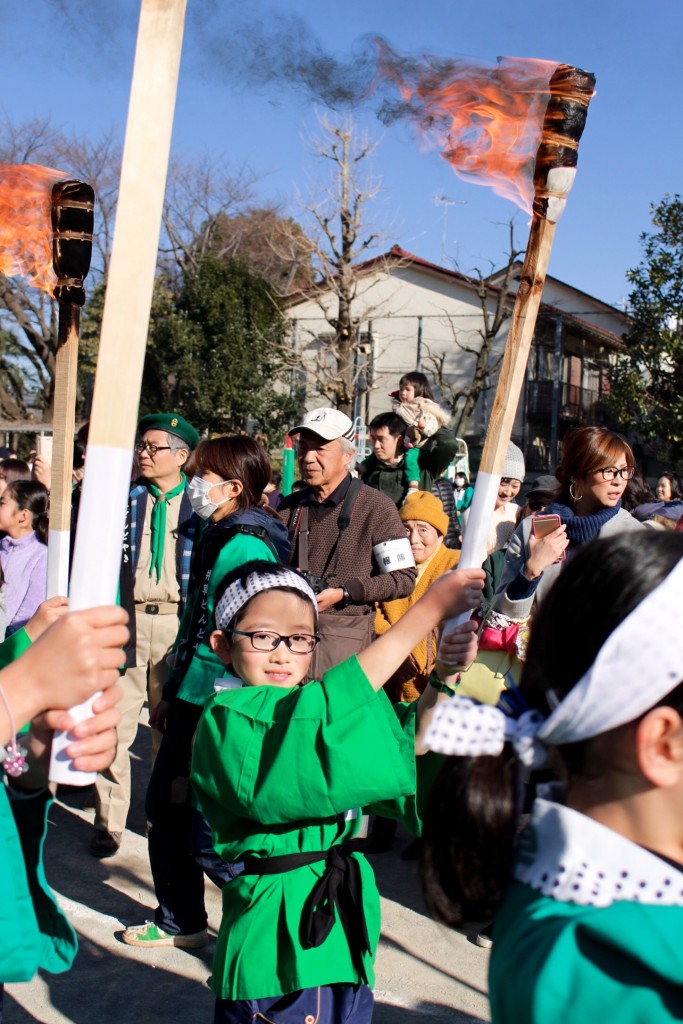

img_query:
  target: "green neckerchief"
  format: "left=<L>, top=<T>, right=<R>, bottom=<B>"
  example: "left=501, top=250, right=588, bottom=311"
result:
left=147, top=473, right=186, bottom=582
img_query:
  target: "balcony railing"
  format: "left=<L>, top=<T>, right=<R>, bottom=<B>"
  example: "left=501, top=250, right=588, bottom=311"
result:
left=527, top=380, right=612, bottom=426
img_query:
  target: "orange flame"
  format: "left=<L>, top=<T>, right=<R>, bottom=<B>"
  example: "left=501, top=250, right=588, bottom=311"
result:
left=0, top=163, right=68, bottom=295
left=377, top=48, right=558, bottom=213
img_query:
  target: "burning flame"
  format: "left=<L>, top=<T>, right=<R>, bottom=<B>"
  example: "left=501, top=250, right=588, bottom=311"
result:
left=0, top=163, right=68, bottom=295
left=376, top=47, right=558, bottom=213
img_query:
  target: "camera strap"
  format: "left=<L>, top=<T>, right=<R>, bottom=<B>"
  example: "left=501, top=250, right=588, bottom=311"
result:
left=289, top=477, right=362, bottom=579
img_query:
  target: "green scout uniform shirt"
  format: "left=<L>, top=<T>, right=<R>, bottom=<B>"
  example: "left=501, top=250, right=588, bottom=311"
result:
left=174, top=532, right=278, bottom=705
left=0, top=628, right=78, bottom=982
left=489, top=794, right=683, bottom=1022
left=191, top=655, right=421, bottom=1000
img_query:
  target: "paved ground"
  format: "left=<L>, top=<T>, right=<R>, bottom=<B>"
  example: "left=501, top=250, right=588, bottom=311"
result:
left=5, top=720, right=491, bottom=1024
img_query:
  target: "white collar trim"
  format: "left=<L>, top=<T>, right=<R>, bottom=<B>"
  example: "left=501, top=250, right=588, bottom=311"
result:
left=514, top=787, right=683, bottom=908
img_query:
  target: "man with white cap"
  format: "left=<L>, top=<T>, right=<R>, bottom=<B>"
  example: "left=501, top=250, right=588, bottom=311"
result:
left=279, top=407, right=416, bottom=676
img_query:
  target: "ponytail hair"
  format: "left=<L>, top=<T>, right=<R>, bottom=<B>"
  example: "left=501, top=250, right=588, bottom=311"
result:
left=420, top=530, right=683, bottom=927
left=8, top=480, right=49, bottom=545
left=421, top=753, right=517, bottom=927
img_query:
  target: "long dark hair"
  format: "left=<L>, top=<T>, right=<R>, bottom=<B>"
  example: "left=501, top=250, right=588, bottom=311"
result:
left=658, top=471, right=683, bottom=500
left=8, top=480, right=49, bottom=544
left=420, top=531, right=683, bottom=927
left=621, top=468, right=655, bottom=510
left=193, top=435, right=271, bottom=512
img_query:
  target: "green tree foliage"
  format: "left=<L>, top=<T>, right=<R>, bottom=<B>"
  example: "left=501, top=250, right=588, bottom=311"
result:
left=608, top=195, right=683, bottom=462
left=141, top=256, right=300, bottom=440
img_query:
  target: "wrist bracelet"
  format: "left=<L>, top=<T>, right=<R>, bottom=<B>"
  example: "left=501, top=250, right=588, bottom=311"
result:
left=0, top=683, right=28, bottom=779
left=428, top=671, right=460, bottom=696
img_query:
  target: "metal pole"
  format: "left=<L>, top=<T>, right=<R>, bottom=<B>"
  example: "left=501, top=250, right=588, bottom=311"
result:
left=550, top=315, right=563, bottom=467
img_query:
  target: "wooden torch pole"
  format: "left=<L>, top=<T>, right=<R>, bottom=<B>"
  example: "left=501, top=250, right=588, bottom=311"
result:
left=48, top=180, right=95, bottom=597
left=50, top=0, right=188, bottom=783
left=438, top=64, right=596, bottom=668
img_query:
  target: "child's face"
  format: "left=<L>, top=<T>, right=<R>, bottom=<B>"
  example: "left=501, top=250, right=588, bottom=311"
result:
left=0, top=491, right=23, bottom=536
left=213, top=590, right=316, bottom=688
left=399, top=381, right=416, bottom=403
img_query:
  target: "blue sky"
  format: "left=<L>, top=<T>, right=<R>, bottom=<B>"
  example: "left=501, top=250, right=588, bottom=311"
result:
left=2, top=0, right=682, bottom=316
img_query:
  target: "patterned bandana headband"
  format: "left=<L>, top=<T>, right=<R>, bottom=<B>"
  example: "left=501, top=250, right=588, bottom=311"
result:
left=425, top=555, right=683, bottom=769
left=214, top=568, right=319, bottom=631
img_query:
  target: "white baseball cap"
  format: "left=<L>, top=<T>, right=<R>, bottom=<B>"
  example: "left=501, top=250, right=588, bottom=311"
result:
left=289, top=407, right=355, bottom=442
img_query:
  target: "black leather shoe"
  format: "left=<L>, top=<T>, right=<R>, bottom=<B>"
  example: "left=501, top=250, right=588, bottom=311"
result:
left=89, top=829, right=122, bottom=858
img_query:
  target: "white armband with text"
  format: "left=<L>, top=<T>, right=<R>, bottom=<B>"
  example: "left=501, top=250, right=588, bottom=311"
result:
left=373, top=537, right=416, bottom=573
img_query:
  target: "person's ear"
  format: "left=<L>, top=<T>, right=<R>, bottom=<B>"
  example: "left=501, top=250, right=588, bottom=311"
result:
left=209, top=629, right=232, bottom=664
left=226, top=479, right=244, bottom=499
left=636, top=706, right=683, bottom=788
left=175, top=447, right=189, bottom=467
left=340, top=443, right=353, bottom=468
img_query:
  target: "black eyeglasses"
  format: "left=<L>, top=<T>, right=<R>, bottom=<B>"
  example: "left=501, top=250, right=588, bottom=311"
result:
left=599, top=466, right=635, bottom=481
left=135, top=442, right=172, bottom=457
left=227, top=629, right=320, bottom=655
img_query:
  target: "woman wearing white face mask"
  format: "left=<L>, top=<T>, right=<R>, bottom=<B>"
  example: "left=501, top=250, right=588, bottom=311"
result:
left=124, top=435, right=290, bottom=951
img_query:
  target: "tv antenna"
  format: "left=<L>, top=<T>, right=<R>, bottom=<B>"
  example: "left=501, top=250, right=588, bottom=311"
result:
left=434, top=193, right=466, bottom=265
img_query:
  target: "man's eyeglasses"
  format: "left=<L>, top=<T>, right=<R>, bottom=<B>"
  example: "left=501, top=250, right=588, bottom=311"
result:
left=599, top=466, right=635, bottom=481
left=227, top=629, right=320, bottom=655
left=135, top=442, right=172, bottom=457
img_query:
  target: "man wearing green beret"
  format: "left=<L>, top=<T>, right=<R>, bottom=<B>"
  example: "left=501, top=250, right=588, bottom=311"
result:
left=90, top=412, right=200, bottom=859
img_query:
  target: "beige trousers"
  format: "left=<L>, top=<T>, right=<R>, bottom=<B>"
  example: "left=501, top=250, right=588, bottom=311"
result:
left=94, top=606, right=179, bottom=834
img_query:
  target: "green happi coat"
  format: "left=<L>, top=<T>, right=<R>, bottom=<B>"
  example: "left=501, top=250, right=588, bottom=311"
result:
left=0, top=628, right=78, bottom=983
left=191, top=655, right=421, bottom=1001
left=489, top=793, right=683, bottom=1023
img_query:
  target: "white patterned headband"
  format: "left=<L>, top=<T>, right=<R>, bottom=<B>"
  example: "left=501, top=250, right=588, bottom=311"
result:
left=214, top=568, right=318, bottom=630
left=425, top=555, right=683, bottom=769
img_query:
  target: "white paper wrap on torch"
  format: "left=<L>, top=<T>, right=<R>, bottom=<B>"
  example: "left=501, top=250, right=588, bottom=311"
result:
left=437, top=471, right=501, bottom=665
left=46, top=529, right=71, bottom=599
left=48, top=446, right=133, bottom=783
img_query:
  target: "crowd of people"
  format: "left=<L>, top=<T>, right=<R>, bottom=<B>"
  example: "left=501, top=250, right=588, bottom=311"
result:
left=1, top=377, right=683, bottom=1024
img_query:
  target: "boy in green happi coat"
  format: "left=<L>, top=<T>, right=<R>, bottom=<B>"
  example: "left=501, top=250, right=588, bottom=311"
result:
left=191, top=559, right=484, bottom=1024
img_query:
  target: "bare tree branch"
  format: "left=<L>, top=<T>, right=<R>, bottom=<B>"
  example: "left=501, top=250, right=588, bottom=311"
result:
left=425, top=222, right=522, bottom=436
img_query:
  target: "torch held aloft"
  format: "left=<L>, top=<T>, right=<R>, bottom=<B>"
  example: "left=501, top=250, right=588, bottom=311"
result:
left=438, top=65, right=595, bottom=673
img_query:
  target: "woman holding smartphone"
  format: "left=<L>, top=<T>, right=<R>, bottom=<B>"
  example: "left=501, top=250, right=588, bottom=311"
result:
left=493, top=426, right=644, bottom=620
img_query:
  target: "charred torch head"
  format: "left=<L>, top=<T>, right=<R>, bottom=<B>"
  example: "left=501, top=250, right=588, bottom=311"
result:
left=51, top=180, right=95, bottom=306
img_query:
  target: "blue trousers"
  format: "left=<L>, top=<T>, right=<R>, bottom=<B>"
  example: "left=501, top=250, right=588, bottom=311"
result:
left=214, top=984, right=374, bottom=1024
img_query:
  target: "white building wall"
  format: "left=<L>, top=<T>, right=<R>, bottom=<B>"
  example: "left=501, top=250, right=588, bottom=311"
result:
left=286, top=261, right=508, bottom=428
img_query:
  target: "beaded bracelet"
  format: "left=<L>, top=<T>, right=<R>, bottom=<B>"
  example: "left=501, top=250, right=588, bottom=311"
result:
left=0, top=683, right=29, bottom=778
left=428, top=671, right=460, bottom=697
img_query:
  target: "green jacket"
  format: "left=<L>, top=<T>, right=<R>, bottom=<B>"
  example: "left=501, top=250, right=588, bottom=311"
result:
left=0, top=627, right=78, bottom=983
left=191, top=656, right=421, bottom=1000
left=490, top=794, right=683, bottom=1022
left=490, top=883, right=683, bottom=1022
left=172, top=531, right=280, bottom=705
left=416, top=426, right=459, bottom=491
left=360, top=453, right=409, bottom=507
